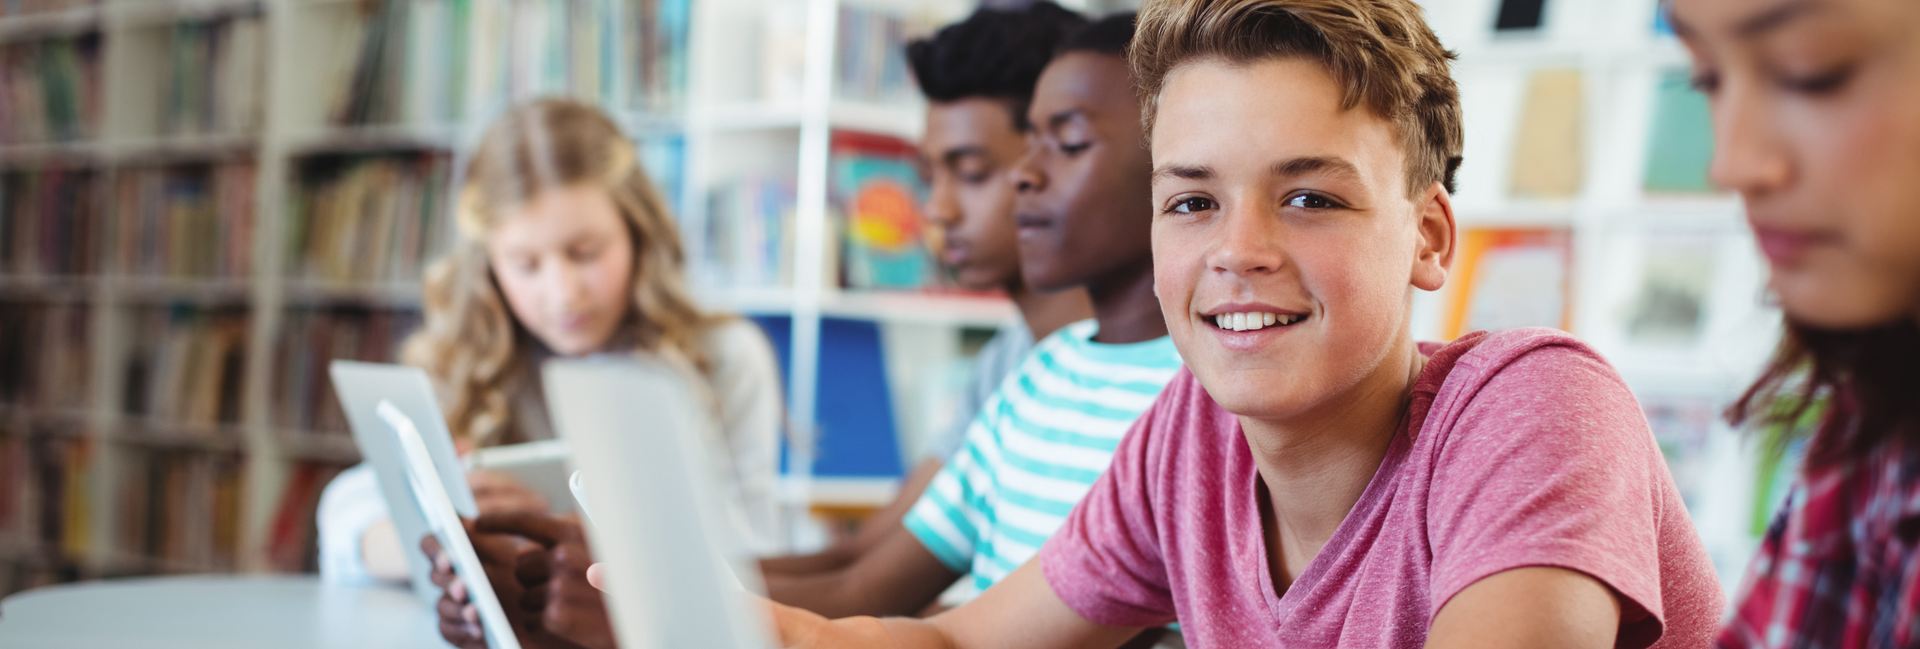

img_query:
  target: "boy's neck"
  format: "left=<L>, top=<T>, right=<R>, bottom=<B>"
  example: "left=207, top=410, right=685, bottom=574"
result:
left=1239, top=335, right=1427, bottom=588
left=1005, top=280, right=1094, bottom=342
left=1082, top=257, right=1166, bottom=345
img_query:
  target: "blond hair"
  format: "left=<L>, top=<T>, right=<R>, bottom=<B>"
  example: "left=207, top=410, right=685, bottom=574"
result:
left=1131, top=0, right=1463, bottom=197
left=403, top=99, right=727, bottom=446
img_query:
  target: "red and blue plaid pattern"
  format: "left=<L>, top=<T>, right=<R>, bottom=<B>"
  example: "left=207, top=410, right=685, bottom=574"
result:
left=1719, top=444, right=1920, bottom=648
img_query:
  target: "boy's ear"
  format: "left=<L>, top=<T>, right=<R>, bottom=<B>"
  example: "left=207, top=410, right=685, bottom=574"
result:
left=1410, top=181, right=1455, bottom=292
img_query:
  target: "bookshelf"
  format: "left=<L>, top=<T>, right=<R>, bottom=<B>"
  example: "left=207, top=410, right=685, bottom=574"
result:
left=0, top=0, right=998, bottom=593
left=1414, top=0, right=1777, bottom=591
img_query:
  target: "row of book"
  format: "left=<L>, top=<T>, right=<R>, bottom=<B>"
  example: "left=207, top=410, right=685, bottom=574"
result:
left=119, top=307, right=248, bottom=432
left=111, top=163, right=256, bottom=279
left=0, top=302, right=91, bottom=412
left=328, top=0, right=682, bottom=126
left=693, top=132, right=937, bottom=292
left=114, top=448, right=243, bottom=572
left=701, top=175, right=796, bottom=289
left=284, top=153, right=452, bottom=285
left=160, top=15, right=265, bottom=138
left=832, top=5, right=926, bottom=104
left=0, top=433, right=93, bottom=567
left=0, top=0, right=92, bottom=17
left=0, top=35, right=102, bottom=145
left=0, top=167, right=104, bottom=277
left=271, top=307, right=418, bottom=435
left=1504, top=67, right=1719, bottom=199
left=264, top=460, right=345, bottom=572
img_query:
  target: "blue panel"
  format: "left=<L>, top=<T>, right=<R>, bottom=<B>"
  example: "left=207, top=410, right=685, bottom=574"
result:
left=748, top=316, right=904, bottom=479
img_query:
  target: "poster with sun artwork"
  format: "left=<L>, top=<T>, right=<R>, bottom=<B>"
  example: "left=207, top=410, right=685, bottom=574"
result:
left=831, top=132, right=933, bottom=290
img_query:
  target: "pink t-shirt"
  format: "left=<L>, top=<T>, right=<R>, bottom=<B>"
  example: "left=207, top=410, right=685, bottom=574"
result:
left=1039, top=328, right=1723, bottom=648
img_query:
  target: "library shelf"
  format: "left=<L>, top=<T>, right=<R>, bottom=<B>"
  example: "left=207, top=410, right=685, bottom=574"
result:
left=112, top=0, right=261, bottom=26
left=105, top=277, right=254, bottom=305
left=705, top=287, right=1014, bottom=329
left=111, top=421, right=247, bottom=452
left=110, top=134, right=259, bottom=163
left=281, top=124, right=459, bottom=156
left=0, top=5, right=102, bottom=41
left=697, top=100, right=926, bottom=139
left=0, top=275, right=95, bottom=298
left=275, top=431, right=360, bottom=465
left=0, top=141, right=107, bottom=167
left=278, top=280, right=423, bottom=309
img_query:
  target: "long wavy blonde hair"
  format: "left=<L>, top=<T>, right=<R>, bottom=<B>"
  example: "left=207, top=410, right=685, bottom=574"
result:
left=404, top=99, right=727, bottom=447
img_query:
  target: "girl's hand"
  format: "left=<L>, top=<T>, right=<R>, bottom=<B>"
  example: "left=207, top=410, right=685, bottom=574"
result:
left=767, top=598, right=897, bottom=649
left=469, top=469, right=551, bottom=517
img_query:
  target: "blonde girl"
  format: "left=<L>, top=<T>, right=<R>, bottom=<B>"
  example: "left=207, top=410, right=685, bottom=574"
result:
left=317, top=99, right=786, bottom=583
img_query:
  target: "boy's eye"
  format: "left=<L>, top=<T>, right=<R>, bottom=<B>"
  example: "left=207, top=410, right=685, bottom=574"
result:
left=1689, top=69, right=1721, bottom=95
left=1166, top=196, right=1217, bottom=214
left=1284, top=193, right=1340, bottom=210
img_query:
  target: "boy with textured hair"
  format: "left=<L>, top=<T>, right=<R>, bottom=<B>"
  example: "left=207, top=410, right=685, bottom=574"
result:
left=772, top=0, right=1724, bottom=647
left=757, top=0, right=1095, bottom=586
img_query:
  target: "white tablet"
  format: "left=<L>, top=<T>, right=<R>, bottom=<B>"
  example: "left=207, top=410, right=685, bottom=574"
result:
left=542, top=357, right=776, bottom=649
left=378, top=400, right=523, bottom=649
left=329, top=360, right=475, bottom=605
left=470, top=439, right=575, bottom=515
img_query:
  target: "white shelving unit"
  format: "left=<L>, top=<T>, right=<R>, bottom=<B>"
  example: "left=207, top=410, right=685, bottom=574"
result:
left=1417, top=0, right=1778, bottom=589
left=0, top=0, right=994, bottom=584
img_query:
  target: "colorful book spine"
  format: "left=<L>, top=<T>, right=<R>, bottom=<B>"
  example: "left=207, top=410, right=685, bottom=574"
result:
left=162, top=14, right=264, bottom=138
left=830, top=132, right=931, bottom=290
left=0, top=167, right=104, bottom=277
left=109, top=163, right=255, bottom=279
left=116, top=449, right=244, bottom=571
left=285, top=153, right=451, bottom=285
left=119, top=307, right=250, bottom=432
left=271, top=307, right=419, bottom=436
left=0, top=33, right=103, bottom=145
left=0, top=302, right=92, bottom=411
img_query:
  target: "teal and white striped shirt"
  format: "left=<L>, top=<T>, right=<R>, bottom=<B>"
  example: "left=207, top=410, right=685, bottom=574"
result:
left=904, top=319, right=1182, bottom=598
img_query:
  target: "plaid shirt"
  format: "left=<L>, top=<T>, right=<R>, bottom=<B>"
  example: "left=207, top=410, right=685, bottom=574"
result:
left=1719, top=444, right=1920, bottom=648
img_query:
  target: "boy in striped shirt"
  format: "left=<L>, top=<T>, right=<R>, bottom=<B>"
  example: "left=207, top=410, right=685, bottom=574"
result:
left=759, top=15, right=1184, bottom=636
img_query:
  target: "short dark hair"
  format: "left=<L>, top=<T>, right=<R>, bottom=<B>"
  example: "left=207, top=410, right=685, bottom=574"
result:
left=1059, top=12, right=1136, bottom=58
left=906, top=2, right=1088, bottom=130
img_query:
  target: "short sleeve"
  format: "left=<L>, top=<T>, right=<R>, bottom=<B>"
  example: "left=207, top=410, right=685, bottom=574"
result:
left=904, top=411, right=997, bottom=573
left=1038, top=374, right=1182, bottom=629
left=1425, top=344, right=1670, bottom=645
left=317, top=463, right=389, bottom=585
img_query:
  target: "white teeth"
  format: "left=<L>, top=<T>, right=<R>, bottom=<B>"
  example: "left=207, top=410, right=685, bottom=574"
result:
left=1211, top=311, right=1306, bottom=330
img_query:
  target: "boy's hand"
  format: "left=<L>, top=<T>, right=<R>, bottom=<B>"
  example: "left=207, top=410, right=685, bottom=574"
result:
left=469, top=469, right=551, bottom=517
left=420, top=520, right=588, bottom=649
left=766, top=598, right=897, bottom=649
left=475, top=513, right=620, bottom=649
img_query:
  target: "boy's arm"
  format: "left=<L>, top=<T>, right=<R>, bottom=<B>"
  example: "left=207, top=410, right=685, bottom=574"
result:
left=759, top=458, right=945, bottom=577
left=776, top=559, right=1143, bottom=649
left=763, top=519, right=964, bottom=618
left=1424, top=567, right=1622, bottom=649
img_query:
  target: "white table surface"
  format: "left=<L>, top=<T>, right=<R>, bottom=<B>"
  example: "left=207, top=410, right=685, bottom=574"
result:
left=0, top=575, right=449, bottom=649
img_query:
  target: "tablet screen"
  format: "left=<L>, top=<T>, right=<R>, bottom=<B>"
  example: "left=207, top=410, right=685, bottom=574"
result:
left=379, top=400, right=524, bottom=649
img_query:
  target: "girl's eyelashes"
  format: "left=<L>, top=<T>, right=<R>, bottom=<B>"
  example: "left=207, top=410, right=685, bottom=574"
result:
left=1059, top=142, right=1092, bottom=156
left=1776, top=63, right=1857, bottom=96
left=1689, top=69, right=1722, bottom=95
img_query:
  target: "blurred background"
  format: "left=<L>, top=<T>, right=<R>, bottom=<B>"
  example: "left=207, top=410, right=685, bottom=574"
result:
left=0, top=0, right=1783, bottom=600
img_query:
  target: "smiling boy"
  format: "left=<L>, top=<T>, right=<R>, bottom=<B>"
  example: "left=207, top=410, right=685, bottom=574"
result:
left=772, top=0, right=1723, bottom=647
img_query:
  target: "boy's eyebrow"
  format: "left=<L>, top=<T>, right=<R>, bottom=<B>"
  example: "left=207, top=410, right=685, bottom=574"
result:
left=1151, top=164, right=1214, bottom=181
left=1043, top=109, right=1085, bottom=132
left=1271, top=156, right=1363, bottom=184
left=941, top=146, right=989, bottom=166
